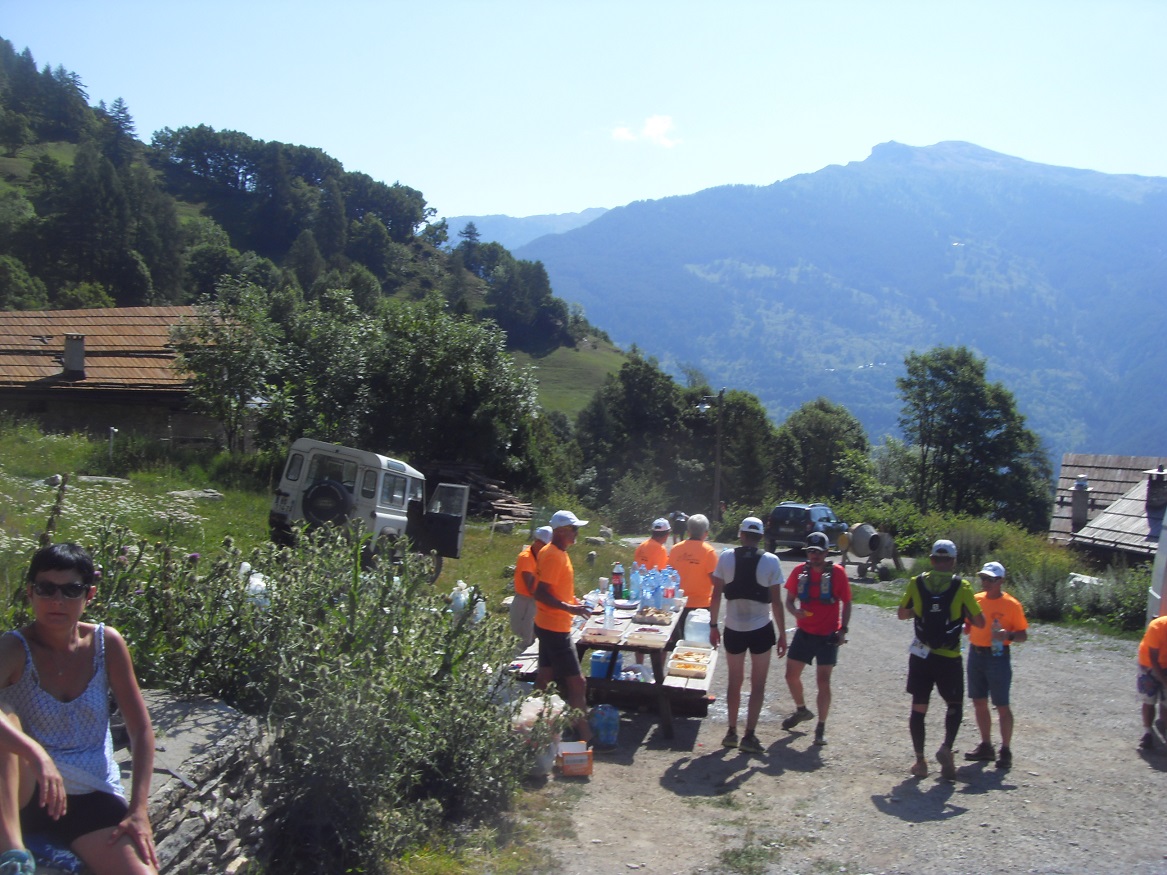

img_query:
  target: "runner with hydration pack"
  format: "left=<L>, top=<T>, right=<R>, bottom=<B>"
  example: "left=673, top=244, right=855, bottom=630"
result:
left=782, top=532, right=852, bottom=747
left=897, top=539, right=984, bottom=780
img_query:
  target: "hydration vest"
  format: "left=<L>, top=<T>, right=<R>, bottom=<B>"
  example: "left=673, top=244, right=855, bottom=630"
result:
left=797, top=563, right=838, bottom=604
left=913, top=573, right=965, bottom=651
left=724, top=546, right=768, bottom=603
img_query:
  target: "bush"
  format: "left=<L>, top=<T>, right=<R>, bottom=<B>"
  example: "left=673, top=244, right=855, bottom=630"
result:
left=603, top=468, right=672, bottom=534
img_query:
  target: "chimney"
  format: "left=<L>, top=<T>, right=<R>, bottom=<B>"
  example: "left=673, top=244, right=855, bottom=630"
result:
left=1146, top=465, right=1167, bottom=510
left=1070, top=474, right=1091, bottom=533
left=62, top=334, right=86, bottom=381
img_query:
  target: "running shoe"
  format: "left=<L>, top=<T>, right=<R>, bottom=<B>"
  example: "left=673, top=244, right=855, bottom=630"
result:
left=781, top=705, right=815, bottom=730
left=739, top=731, right=765, bottom=754
left=936, top=744, right=957, bottom=780
left=722, top=727, right=738, bottom=748
left=963, top=741, right=996, bottom=761
left=813, top=724, right=827, bottom=746
left=995, top=746, right=1012, bottom=769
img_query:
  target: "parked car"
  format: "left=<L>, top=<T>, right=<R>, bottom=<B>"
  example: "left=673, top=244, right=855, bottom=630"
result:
left=765, top=502, right=848, bottom=553
left=269, top=438, right=469, bottom=580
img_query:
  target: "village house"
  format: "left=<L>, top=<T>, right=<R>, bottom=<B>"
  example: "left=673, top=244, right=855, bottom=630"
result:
left=0, top=306, right=222, bottom=445
left=1049, top=453, right=1167, bottom=561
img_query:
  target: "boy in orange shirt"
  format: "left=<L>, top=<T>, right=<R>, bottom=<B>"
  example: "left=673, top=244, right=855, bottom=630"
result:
left=1137, top=614, right=1167, bottom=750
left=963, top=561, right=1028, bottom=770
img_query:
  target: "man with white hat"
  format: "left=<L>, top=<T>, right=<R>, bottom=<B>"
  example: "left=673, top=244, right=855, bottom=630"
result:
left=963, top=561, right=1028, bottom=770
left=634, top=518, right=672, bottom=573
left=509, top=525, right=554, bottom=650
left=533, top=510, right=594, bottom=745
left=897, top=539, right=984, bottom=779
left=709, top=516, right=788, bottom=755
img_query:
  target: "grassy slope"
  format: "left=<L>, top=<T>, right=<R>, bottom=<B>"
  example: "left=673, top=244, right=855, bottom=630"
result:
left=513, top=339, right=625, bottom=419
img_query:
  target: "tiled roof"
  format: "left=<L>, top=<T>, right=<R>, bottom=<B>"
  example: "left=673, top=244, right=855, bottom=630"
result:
left=0, top=306, right=197, bottom=391
left=1048, top=453, right=1167, bottom=546
left=1070, top=475, right=1166, bottom=557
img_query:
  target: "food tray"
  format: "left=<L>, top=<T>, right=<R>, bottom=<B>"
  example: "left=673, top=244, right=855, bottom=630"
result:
left=625, top=627, right=668, bottom=646
left=631, top=607, right=674, bottom=625
left=580, top=628, right=623, bottom=645
left=671, top=647, right=712, bottom=664
left=667, top=659, right=709, bottom=679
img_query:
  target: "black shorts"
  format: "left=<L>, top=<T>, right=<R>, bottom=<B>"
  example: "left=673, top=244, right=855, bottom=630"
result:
left=906, top=652, right=964, bottom=705
left=535, top=626, right=582, bottom=678
left=723, top=623, right=777, bottom=655
left=787, top=629, right=839, bottom=666
left=22, top=789, right=127, bottom=846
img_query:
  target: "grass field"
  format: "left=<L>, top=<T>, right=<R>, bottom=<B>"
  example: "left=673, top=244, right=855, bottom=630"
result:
left=513, top=340, right=626, bottom=418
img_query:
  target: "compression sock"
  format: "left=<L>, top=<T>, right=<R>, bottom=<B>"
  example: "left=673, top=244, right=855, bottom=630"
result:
left=944, top=702, right=962, bottom=749
left=910, top=709, right=926, bottom=756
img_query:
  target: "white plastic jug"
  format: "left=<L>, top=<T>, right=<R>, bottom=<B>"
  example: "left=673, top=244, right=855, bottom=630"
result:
left=684, top=608, right=711, bottom=645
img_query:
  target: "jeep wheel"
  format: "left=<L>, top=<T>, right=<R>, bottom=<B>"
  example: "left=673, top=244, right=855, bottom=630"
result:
left=302, top=479, right=355, bottom=527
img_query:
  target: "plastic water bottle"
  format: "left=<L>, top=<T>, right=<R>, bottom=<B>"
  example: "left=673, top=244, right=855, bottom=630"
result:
left=991, top=618, right=1004, bottom=656
left=629, top=564, right=643, bottom=600
left=603, top=591, right=615, bottom=629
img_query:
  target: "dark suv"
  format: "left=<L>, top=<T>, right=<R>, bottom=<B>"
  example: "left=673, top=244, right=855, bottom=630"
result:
left=766, top=502, right=848, bottom=553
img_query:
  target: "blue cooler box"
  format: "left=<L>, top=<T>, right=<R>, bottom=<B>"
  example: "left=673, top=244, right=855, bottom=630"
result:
left=590, top=651, right=623, bottom=678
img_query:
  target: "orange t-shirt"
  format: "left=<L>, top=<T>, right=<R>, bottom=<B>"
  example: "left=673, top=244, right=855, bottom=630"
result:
left=513, top=545, right=537, bottom=597
left=969, top=591, right=1028, bottom=648
left=534, top=543, right=577, bottom=634
left=634, top=538, right=669, bottom=571
left=1139, top=616, right=1167, bottom=669
left=669, top=539, right=718, bottom=608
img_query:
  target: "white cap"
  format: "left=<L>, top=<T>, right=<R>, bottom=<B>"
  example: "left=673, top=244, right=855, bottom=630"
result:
left=549, top=510, right=588, bottom=529
left=930, top=539, right=957, bottom=558
left=534, top=526, right=553, bottom=544
left=652, top=518, right=671, bottom=532
left=978, top=561, right=1005, bottom=579
left=739, top=516, right=765, bottom=535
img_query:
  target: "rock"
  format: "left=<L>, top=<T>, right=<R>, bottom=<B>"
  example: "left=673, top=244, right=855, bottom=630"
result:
left=44, top=474, right=62, bottom=487
left=599, top=526, right=613, bottom=539
left=167, top=488, right=224, bottom=501
left=493, top=521, right=515, bottom=534
left=586, top=551, right=598, bottom=566
left=585, top=537, right=606, bottom=547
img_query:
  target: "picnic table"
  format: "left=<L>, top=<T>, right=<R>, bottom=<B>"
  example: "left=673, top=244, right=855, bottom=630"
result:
left=574, top=599, right=717, bottom=739
left=506, top=600, right=718, bottom=742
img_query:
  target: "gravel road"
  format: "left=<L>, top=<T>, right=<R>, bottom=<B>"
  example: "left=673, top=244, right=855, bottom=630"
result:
left=538, top=581, right=1166, bottom=875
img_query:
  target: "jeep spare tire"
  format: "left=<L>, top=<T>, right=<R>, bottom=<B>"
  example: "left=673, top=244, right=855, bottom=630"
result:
left=302, top=479, right=355, bottom=527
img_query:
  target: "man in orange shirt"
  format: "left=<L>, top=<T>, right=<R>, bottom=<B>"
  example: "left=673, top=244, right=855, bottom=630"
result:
left=634, top=518, right=671, bottom=572
left=533, top=510, right=593, bottom=745
left=669, top=513, right=718, bottom=644
left=509, top=526, right=553, bottom=649
left=963, top=561, right=1028, bottom=770
left=1137, top=613, right=1167, bottom=751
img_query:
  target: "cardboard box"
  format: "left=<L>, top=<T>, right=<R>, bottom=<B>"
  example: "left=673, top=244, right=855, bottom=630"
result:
left=555, top=741, right=594, bottom=776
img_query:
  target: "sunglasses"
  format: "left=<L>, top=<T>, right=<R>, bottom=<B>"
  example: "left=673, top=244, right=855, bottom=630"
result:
left=30, top=581, right=89, bottom=599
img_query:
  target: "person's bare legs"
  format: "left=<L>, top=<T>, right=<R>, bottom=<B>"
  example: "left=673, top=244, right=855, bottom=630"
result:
left=0, top=710, right=35, bottom=855
left=725, top=649, right=746, bottom=732
left=972, top=697, right=993, bottom=744
left=785, top=659, right=807, bottom=708
left=997, top=705, right=1014, bottom=749
left=745, top=649, right=771, bottom=734
left=563, top=675, right=593, bottom=743
left=815, top=663, right=834, bottom=723
left=72, top=828, right=157, bottom=875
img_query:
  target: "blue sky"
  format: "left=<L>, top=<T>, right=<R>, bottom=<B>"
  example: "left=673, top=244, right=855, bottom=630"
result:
left=4, top=1, right=1164, bottom=219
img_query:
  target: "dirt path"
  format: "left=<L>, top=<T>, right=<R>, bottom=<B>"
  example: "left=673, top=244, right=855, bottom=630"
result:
left=538, top=588, right=1167, bottom=875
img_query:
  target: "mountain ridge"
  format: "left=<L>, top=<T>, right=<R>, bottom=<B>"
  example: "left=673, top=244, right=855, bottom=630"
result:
left=517, top=141, right=1167, bottom=460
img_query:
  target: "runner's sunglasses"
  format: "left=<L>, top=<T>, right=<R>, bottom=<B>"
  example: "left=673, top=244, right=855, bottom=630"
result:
left=30, top=581, right=89, bottom=599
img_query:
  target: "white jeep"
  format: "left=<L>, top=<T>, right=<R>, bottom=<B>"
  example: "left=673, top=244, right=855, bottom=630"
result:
left=268, top=438, right=469, bottom=579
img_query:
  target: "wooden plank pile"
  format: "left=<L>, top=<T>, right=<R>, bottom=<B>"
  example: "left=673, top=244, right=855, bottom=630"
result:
left=425, top=461, right=533, bottom=523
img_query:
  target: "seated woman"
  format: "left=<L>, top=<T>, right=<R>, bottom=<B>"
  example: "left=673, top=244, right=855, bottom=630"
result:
left=0, top=543, right=158, bottom=875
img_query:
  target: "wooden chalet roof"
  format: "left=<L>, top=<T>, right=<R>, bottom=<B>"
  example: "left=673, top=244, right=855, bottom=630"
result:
left=1070, top=475, right=1166, bottom=557
left=0, top=306, right=197, bottom=392
left=1049, top=453, right=1167, bottom=555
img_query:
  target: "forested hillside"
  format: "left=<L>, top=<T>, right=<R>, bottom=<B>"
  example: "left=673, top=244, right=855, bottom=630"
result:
left=0, top=39, right=599, bottom=359
left=519, top=141, right=1167, bottom=459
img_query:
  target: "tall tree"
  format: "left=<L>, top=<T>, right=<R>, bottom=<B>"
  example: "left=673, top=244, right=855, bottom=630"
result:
left=775, top=397, right=869, bottom=499
left=897, top=345, right=1051, bottom=528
